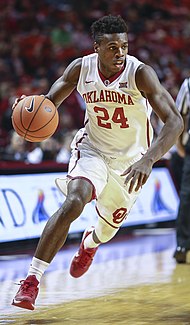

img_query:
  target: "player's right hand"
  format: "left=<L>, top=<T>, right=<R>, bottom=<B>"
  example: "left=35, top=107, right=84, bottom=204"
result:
left=12, top=95, right=26, bottom=110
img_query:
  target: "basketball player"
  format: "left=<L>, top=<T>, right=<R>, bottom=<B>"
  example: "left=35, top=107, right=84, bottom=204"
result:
left=173, top=77, right=190, bottom=263
left=12, top=15, right=183, bottom=310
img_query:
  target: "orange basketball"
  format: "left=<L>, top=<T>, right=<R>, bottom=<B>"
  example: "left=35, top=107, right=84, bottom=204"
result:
left=11, top=95, right=59, bottom=142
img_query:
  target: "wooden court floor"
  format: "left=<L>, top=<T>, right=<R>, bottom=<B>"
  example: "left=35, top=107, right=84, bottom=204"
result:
left=1, top=228, right=190, bottom=325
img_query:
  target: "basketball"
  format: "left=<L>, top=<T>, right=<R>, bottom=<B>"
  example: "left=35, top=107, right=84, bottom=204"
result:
left=11, top=95, right=59, bottom=142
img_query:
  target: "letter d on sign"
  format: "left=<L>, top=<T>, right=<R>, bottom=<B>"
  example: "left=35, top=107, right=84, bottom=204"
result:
left=2, top=189, right=26, bottom=227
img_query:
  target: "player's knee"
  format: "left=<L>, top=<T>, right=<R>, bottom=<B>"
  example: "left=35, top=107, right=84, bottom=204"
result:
left=65, top=193, right=86, bottom=217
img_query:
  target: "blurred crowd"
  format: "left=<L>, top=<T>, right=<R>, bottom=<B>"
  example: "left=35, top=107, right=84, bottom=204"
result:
left=0, top=0, right=190, bottom=165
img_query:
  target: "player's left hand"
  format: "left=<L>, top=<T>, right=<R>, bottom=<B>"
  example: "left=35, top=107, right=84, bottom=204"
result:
left=121, top=158, right=153, bottom=194
left=12, top=94, right=26, bottom=110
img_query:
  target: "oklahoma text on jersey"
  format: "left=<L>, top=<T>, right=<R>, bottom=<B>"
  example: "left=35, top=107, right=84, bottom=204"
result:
left=82, top=90, right=134, bottom=105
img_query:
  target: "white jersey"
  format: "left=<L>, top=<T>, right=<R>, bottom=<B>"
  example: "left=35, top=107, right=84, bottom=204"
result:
left=57, top=53, right=152, bottom=217
left=76, top=53, right=153, bottom=160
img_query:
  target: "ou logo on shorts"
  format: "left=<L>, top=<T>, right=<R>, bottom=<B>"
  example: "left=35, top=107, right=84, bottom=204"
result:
left=112, top=208, right=127, bottom=224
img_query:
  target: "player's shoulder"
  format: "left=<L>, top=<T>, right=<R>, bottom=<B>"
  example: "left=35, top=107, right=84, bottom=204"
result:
left=70, top=57, right=83, bottom=69
left=67, top=54, right=97, bottom=84
left=126, top=54, right=144, bottom=65
left=180, top=77, right=190, bottom=90
left=78, top=53, right=98, bottom=74
left=83, top=53, right=97, bottom=59
left=126, top=54, right=145, bottom=75
left=81, top=53, right=97, bottom=64
left=71, top=53, right=97, bottom=71
left=65, top=57, right=83, bottom=81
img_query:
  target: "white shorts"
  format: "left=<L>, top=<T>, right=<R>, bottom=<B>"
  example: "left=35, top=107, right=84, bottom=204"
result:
left=56, top=132, right=141, bottom=229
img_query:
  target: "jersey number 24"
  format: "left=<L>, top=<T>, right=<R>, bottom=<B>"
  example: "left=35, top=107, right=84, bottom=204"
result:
left=94, top=106, right=129, bottom=129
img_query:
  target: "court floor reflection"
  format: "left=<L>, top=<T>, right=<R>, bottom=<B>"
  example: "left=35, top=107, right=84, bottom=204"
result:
left=1, top=228, right=177, bottom=315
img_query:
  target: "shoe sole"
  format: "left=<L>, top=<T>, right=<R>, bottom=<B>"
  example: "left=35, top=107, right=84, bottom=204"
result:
left=12, top=299, right=35, bottom=310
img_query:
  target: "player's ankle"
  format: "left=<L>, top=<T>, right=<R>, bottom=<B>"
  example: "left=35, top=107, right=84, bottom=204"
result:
left=27, top=257, right=50, bottom=282
left=27, top=273, right=41, bottom=283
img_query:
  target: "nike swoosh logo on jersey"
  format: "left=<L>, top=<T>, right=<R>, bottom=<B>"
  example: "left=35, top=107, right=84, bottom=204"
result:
left=85, top=80, right=94, bottom=84
left=25, top=97, right=34, bottom=112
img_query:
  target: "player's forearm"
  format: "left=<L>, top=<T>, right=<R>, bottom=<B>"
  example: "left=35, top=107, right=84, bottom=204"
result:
left=46, top=77, right=76, bottom=109
left=46, top=59, right=81, bottom=108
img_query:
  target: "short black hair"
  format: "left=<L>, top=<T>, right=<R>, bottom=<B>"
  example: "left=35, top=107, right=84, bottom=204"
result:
left=91, top=15, right=128, bottom=43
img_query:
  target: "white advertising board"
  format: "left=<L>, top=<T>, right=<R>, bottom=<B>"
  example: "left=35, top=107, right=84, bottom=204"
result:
left=0, top=167, right=179, bottom=242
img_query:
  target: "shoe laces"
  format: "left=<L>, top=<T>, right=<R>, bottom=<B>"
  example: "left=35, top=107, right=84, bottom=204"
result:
left=18, top=279, right=38, bottom=297
left=78, top=248, right=96, bottom=268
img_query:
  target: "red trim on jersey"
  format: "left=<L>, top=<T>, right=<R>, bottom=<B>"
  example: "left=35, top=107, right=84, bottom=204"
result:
left=69, top=151, right=80, bottom=174
left=67, top=176, right=96, bottom=202
left=76, top=133, right=87, bottom=146
left=67, top=132, right=96, bottom=202
left=95, top=207, right=120, bottom=229
left=69, top=133, right=86, bottom=174
left=98, top=62, right=126, bottom=85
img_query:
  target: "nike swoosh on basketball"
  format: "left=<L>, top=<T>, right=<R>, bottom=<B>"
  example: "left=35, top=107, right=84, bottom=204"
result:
left=25, top=97, right=34, bottom=112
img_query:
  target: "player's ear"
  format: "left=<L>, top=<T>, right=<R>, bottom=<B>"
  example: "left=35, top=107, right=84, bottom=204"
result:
left=94, top=42, right=99, bottom=53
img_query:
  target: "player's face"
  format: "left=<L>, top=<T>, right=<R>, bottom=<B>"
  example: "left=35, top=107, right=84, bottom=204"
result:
left=94, top=33, right=128, bottom=78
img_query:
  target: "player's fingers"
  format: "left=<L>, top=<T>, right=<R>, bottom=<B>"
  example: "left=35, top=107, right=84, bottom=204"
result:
left=134, top=173, right=144, bottom=192
left=124, top=170, right=135, bottom=185
left=121, top=166, right=132, bottom=176
left=134, top=173, right=150, bottom=192
left=12, top=95, right=26, bottom=110
left=142, top=174, right=149, bottom=185
left=124, top=171, right=139, bottom=193
left=12, top=100, right=19, bottom=110
left=128, top=176, right=138, bottom=193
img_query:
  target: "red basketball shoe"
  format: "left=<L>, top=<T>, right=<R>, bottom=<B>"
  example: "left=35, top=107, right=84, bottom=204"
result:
left=12, top=275, right=39, bottom=310
left=70, top=227, right=98, bottom=278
